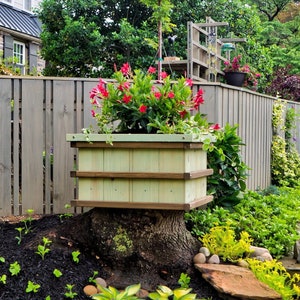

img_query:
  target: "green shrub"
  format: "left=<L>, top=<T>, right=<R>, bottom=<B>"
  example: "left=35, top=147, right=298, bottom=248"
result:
left=186, top=186, right=300, bottom=258
left=207, top=123, right=249, bottom=208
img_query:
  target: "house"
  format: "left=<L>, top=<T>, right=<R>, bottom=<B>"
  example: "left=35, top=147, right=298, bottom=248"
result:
left=0, top=0, right=44, bottom=75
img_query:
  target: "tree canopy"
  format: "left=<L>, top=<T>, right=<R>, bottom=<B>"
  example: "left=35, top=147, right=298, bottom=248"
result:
left=37, top=0, right=300, bottom=95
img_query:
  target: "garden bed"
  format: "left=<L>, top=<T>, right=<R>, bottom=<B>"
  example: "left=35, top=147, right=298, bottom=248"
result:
left=0, top=214, right=220, bottom=299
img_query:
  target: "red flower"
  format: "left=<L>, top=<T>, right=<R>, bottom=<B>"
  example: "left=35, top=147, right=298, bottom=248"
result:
left=193, top=88, right=204, bottom=109
left=139, top=104, right=147, bottom=113
left=118, top=81, right=130, bottom=91
left=168, top=91, right=175, bottom=98
left=154, top=92, right=162, bottom=99
left=91, top=110, right=96, bottom=117
left=210, top=123, right=221, bottom=130
left=120, top=62, right=130, bottom=76
left=179, top=110, right=188, bottom=118
left=160, top=71, right=168, bottom=79
left=122, top=94, right=132, bottom=104
left=148, top=66, right=156, bottom=74
left=90, top=80, right=109, bottom=98
left=185, top=79, right=193, bottom=87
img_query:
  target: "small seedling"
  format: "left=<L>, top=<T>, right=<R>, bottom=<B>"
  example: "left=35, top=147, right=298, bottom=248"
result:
left=59, top=204, right=73, bottom=221
left=26, top=280, right=40, bottom=293
left=9, top=261, right=21, bottom=276
left=53, top=268, right=63, bottom=278
left=45, top=296, right=51, bottom=300
left=64, top=284, right=78, bottom=299
left=71, top=250, right=80, bottom=263
left=22, top=209, right=34, bottom=234
left=15, top=227, right=24, bottom=245
left=88, top=270, right=99, bottom=284
left=178, top=272, right=191, bottom=289
left=0, top=274, right=7, bottom=284
left=36, top=237, right=52, bottom=260
left=0, top=257, right=5, bottom=263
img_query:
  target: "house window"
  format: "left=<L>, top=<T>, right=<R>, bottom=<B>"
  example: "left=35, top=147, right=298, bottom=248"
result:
left=13, top=41, right=25, bottom=74
left=24, top=0, right=31, bottom=11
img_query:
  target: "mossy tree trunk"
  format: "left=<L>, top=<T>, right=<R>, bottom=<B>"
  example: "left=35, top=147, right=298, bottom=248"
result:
left=57, top=208, right=200, bottom=290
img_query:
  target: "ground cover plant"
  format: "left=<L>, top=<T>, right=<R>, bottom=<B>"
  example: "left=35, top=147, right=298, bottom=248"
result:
left=0, top=214, right=219, bottom=299
left=186, top=184, right=300, bottom=259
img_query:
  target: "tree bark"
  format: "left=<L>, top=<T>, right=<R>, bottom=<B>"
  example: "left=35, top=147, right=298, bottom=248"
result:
left=57, top=208, right=200, bottom=290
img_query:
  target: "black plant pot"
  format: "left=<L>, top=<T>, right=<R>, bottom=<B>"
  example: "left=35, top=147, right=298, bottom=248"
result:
left=224, top=72, right=246, bottom=87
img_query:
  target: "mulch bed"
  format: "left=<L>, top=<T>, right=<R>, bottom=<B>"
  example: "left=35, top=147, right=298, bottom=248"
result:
left=0, top=214, right=221, bottom=299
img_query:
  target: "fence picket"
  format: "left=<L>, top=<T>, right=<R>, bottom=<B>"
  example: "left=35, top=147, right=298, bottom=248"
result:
left=0, top=76, right=298, bottom=216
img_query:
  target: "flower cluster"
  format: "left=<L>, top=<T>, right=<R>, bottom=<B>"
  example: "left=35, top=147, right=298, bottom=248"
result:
left=89, top=63, right=209, bottom=134
left=223, top=55, right=261, bottom=89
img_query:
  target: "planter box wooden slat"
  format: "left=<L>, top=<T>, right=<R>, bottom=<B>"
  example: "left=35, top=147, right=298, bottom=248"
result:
left=71, top=169, right=213, bottom=179
left=70, top=195, right=213, bottom=211
left=67, top=134, right=214, bottom=210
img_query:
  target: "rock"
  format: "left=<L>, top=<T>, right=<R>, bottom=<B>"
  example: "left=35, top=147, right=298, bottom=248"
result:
left=83, top=285, right=98, bottom=296
left=195, top=263, right=282, bottom=300
left=193, top=253, right=206, bottom=264
left=199, top=247, right=210, bottom=257
left=260, top=252, right=273, bottom=261
left=294, top=240, right=300, bottom=262
left=95, top=277, right=107, bottom=289
left=249, top=246, right=270, bottom=257
left=237, top=259, right=249, bottom=268
left=136, top=289, right=149, bottom=298
left=207, top=254, right=220, bottom=264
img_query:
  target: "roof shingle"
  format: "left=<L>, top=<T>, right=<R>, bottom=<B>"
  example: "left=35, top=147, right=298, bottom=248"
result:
left=0, top=3, right=41, bottom=38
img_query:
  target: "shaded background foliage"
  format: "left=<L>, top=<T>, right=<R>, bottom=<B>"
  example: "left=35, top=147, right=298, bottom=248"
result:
left=36, top=0, right=300, bottom=98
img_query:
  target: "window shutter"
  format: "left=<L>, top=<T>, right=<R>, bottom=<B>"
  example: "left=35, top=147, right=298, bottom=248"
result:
left=28, top=43, right=38, bottom=73
left=4, top=35, right=13, bottom=58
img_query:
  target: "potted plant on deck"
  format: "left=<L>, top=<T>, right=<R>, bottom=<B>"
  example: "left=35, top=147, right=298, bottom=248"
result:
left=66, top=63, right=217, bottom=210
left=223, top=55, right=260, bottom=88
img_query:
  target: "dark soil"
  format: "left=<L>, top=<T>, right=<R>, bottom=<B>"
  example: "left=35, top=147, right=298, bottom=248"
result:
left=0, top=214, right=221, bottom=300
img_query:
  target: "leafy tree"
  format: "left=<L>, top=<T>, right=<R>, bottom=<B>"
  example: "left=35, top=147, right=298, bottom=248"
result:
left=248, top=0, right=293, bottom=21
left=37, top=0, right=154, bottom=77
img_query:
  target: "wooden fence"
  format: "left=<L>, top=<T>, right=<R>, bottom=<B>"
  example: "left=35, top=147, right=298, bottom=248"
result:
left=1, top=76, right=300, bottom=216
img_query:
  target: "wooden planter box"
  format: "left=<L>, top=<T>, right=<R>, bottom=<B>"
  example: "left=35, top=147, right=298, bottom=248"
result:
left=66, top=134, right=214, bottom=211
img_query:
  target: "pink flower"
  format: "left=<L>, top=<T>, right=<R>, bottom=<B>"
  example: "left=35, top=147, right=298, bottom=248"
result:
left=160, top=71, right=168, bottom=79
left=120, top=62, right=130, bottom=76
left=168, top=91, right=175, bottom=98
left=118, top=81, right=130, bottom=91
left=193, top=88, right=204, bottom=109
left=90, top=80, right=109, bottom=98
left=91, top=110, right=96, bottom=117
left=210, top=123, right=221, bottom=130
left=154, top=92, right=162, bottom=99
left=139, top=104, right=147, bottom=113
left=148, top=66, right=156, bottom=74
left=122, top=95, right=132, bottom=104
left=185, top=79, right=193, bottom=87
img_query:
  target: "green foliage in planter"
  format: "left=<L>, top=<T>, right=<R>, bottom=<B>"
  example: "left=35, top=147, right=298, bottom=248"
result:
left=246, top=258, right=300, bottom=300
left=186, top=186, right=300, bottom=258
left=271, top=99, right=300, bottom=187
left=207, top=123, right=249, bottom=208
left=200, top=224, right=252, bottom=262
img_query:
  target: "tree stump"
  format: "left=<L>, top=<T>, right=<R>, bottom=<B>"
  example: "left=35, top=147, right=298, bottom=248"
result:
left=57, top=208, right=200, bottom=290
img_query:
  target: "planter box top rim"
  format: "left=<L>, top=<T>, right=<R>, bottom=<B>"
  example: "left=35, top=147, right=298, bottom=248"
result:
left=66, top=133, right=215, bottom=143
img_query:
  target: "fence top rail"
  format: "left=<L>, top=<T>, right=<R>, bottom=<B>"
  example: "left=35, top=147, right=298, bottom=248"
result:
left=0, top=75, right=294, bottom=103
